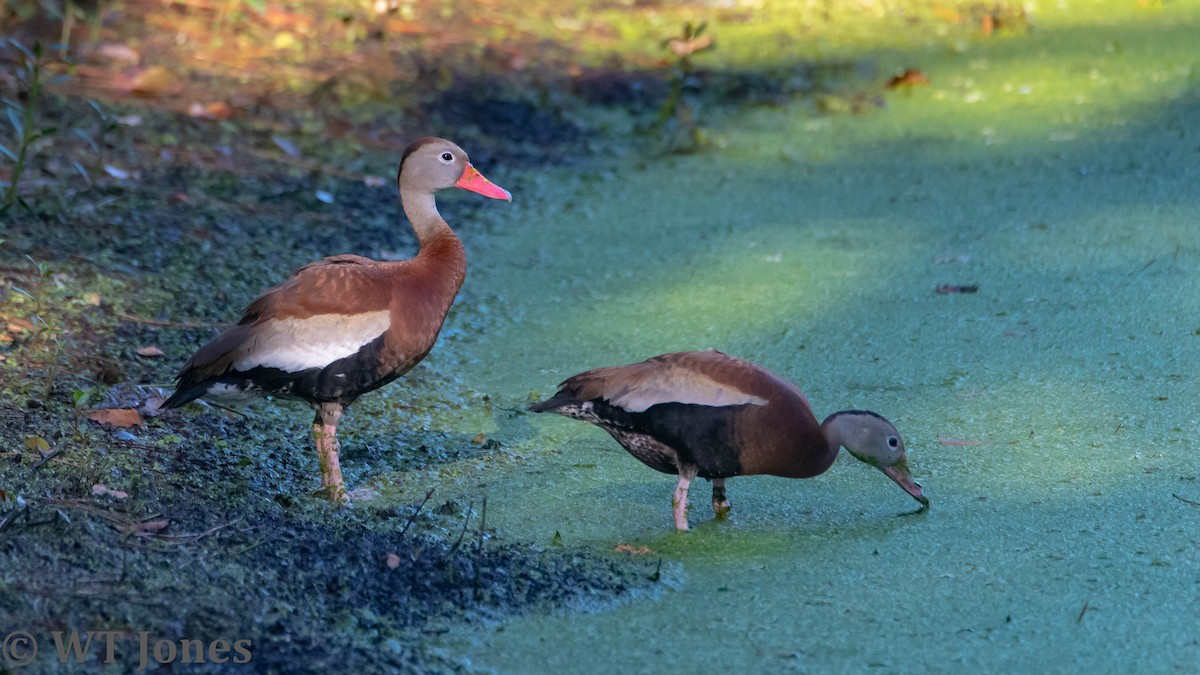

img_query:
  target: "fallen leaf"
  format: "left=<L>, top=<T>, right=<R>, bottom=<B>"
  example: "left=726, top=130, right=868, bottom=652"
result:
left=142, top=395, right=166, bottom=417
left=103, top=164, right=131, bottom=180
left=8, top=318, right=34, bottom=332
left=118, top=519, right=170, bottom=536
left=614, top=544, right=656, bottom=555
left=472, top=433, right=488, bottom=445
left=24, top=436, right=51, bottom=452
left=94, top=42, right=140, bottom=64
left=363, top=175, right=387, bottom=188
left=935, top=284, right=979, bottom=294
left=938, top=438, right=989, bottom=446
left=980, top=13, right=995, bottom=36
left=666, top=34, right=714, bottom=58
left=272, top=134, right=301, bottom=157
left=886, top=69, right=930, bottom=89
left=92, top=484, right=129, bottom=500
left=128, top=66, right=177, bottom=97
left=136, top=346, right=165, bottom=357
left=188, top=101, right=235, bottom=120
left=386, top=553, right=401, bottom=569
left=114, top=114, right=143, bottom=126
left=87, top=408, right=143, bottom=427
left=83, top=292, right=102, bottom=306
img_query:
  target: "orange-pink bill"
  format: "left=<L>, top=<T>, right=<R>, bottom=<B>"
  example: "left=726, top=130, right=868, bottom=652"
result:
left=455, top=163, right=511, bottom=201
left=882, top=458, right=929, bottom=508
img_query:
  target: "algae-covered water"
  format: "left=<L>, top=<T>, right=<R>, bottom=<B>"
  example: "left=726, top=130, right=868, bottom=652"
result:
left=398, top=2, right=1200, bottom=671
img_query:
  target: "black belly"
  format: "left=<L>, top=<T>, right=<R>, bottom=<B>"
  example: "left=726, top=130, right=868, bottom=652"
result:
left=214, top=334, right=393, bottom=405
left=590, top=400, right=744, bottom=479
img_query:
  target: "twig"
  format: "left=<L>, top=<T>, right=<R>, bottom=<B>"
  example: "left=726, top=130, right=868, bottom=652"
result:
left=115, top=312, right=219, bottom=329
left=0, top=507, right=26, bottom=533
left=1172, top=493, right=1200, bottom=507
left=154, top=518, right=243, bottom=544
left=1076, top=601, right=1089, bottom=623
left=234, top=539, right=268, bottom=556
left=473, top=495, right=487, bottom=601
left=397, top=488, right=435, bottom=541
left=444, top=502, right=472, bottom=561
left=31, top=447, right=63, bottom=471
left=650, top=556, right=663, bottom=582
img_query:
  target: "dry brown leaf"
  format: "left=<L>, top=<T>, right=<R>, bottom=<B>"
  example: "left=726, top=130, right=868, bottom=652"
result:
left=188, top=101, right=236, bottom=120
left=92, top=484, right=129, bottom=500
left=8, top=318, right=34, bottom=333
left=666, top=35, right=714, bottom=58
left=87, top=408, right=143, bottom=428
left=128, top=66, right=178, bottom=97
left=471, top=433, right=488, bottom=445
left=386, top=553, right=401, bottom=569
left=614, top=544, right=656, bottom=555
left=119, top=519, right=170, bottom=536
left=937, top=438, right=989, bottom=446
left=136, top=346, right=165, bottom=357
left=94, top=42, right=140, bottom=64
left=886, top=69, right=931, bottom=89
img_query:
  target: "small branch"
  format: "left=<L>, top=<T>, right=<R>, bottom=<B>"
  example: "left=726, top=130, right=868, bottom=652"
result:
left=444, top=503, right=472, bottom=561
left=31, top=447, right=63, bottom=471
left=1172, top=493, right=1200, bottom=507
left=115, top=312, right=219, bottom=329
left=473, top=495, right=487, bottom=601
left=397, top=488, right=435, bottom=541
left=0, top=507, right=26, bottom=533
left=1076, top=601, right=1089, bottom=623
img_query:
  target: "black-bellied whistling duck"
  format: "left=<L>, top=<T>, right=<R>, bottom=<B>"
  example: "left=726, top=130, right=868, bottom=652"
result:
left=530, top=350, right=929, bottom=531
left=162, top=137, right=511, bottom=502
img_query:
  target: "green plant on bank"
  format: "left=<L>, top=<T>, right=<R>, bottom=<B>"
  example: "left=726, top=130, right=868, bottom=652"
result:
left=651, top=21, right=716, bottom=153
left=1, top=40, right=58, bottom=216
left=9, top=256, right=65, bottom=401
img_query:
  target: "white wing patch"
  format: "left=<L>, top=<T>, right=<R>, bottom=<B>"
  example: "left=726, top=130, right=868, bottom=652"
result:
left=610, top=383, right=767, bottom=413
left=234, top=310, right=390, bottom=373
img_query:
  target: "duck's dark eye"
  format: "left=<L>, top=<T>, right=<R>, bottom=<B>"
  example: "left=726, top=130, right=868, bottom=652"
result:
left=440, top=152, right=453, bottom=162
left=887, top=436, right=899, bottom=448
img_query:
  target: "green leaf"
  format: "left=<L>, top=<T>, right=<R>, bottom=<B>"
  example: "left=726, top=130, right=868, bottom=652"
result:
left=6, top=107, right=22, bottom=139
left=11, top=41, right=34, bottom=62
left=72, top=160, right=91, bottom=185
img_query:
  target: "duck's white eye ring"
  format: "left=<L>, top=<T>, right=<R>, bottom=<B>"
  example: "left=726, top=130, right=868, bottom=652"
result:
left=439, top=152, right=454, bottom=163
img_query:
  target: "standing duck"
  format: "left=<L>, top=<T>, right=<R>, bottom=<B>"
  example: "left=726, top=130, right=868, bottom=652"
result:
left=530, top=350, right=928, bottom=530
left=162, top=137, right=511, bottom=502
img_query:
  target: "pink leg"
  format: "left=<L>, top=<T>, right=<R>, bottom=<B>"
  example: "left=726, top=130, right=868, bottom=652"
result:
left=712, top=478, right=731, bottom=520
left=672, top=465, right=698, bottom=531
left=313, top=403, right=349, bottom=504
